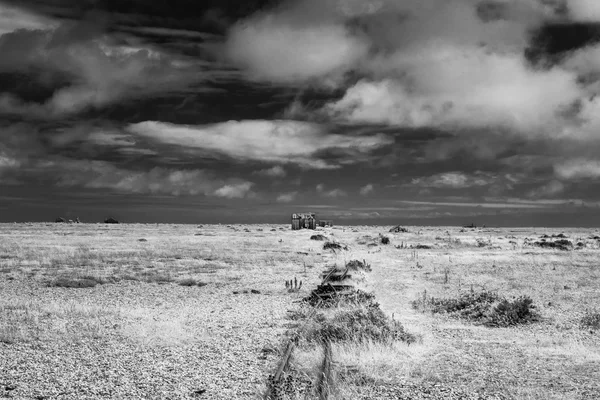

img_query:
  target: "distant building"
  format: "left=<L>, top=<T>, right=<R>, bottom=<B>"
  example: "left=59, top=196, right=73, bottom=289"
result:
left=291, top=212, right=316, bottom=230
left=319, top=220, right=333, bottom=227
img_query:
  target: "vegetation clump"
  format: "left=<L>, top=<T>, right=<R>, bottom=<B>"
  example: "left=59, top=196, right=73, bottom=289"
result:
left=303, top=286, right=377, bottom=308
left=178, top=278, right=207, bottom=287
left=345, top=259, right=372, bottom=272
left=413, top=290, right=539, bottom=327
left=323, top=242, right=347, bottom=251
left=380, top=235, right=390, bottom=245
left=310, top=234, right=327, bottom=241
left=534, top=239, right=573, bottom=251
left=303, top=307, right=417, bottom=345
left=49, top=276, right=105, bottom=288
left=580, top=311, right=600, bottom=331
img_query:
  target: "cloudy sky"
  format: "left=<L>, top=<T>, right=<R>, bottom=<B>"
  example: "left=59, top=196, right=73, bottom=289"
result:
left=1, top=0, right=600, bottom=225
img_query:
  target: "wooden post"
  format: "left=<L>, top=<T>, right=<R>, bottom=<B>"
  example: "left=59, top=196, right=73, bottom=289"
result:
left=317, top=340, right=333, bottom=400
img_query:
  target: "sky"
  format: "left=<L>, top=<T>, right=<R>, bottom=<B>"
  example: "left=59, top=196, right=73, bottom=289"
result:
left=1, top=0, right=600, bottom=226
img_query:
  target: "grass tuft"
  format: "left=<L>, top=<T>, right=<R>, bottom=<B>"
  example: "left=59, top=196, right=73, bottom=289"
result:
left=413, top=290, right=540, bottom=327
left=323, top=242, right=348, bottom=251
left=302, top=307, right=417, bottom=345
left=49, top=276, right=105, bottom=288
left=310, top=234, right=327, bottom=241
left=580, top=311, right=600, bottom=331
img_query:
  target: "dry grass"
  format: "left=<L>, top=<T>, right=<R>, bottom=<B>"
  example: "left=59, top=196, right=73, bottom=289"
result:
left=1, top=223, right=599, bottom=399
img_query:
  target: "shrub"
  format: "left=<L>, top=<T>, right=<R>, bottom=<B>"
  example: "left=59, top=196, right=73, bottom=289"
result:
left=414, top=244, right=432, bottom=249
left=303, top=286, right=377, bottom=308
left=310, top=234, right=327, bottom=241
left=323, top=242, right=347, bottom=251
left=49, top=277, right=104, bottom=288
left=581, top=311, right=600, bottom=331
left=303, top=307, right=417, bottom=345
left=380, top=236, right=390, bottom=245
left=178, top=278, right=197, bottom=286
left=413, top=290, right=539, bottom=327
left=346, top=259, right=372, bottom=272
left=486, top=296, right=539, bottom=327
left=534, top=240, right=572, bottom=251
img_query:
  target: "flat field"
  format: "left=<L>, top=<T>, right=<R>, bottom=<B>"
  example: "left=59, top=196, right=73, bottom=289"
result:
left=0, top=223, right=599, bottom=399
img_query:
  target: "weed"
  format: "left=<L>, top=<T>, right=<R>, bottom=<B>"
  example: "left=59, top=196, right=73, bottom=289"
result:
left=534, top=239, right=573, bottom=251
left=413, top=290, right=539, bottom=327
left=580, top=311, right=600, bottom=331
left=49, top=276, right=105, bottom=288
left=302, top=307, right=417, bottom=345
left=345, top=259, right=372, bottom=272
left=303, top=287, right=377, bottom=308
left=178, top=278, right=198, bottom=286
left=380, top=236, right=390, bottom=245
left=310, top=234, right=327, bottom=241
left=323, top=242, right=347, bottom=251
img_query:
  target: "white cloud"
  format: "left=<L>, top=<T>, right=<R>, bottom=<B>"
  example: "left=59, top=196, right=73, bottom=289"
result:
left=225, top=1, right=369, bottom=83
left=128, top=120, right=392, bottom=169
left=254, top=165, right=287, bottom=178
left=411, top=172, right=493, bottom=189
left=324, top=46, right=581, bottom=132
left=33, top=158, right=254, bottom=197
left=528, top=180, right=566, bottom=198
left=0, top=4, right=56, bottom=35
left=315, top=183, right=346, bottom=197
left=276, top=192, right=297, bottom=203
left=0, top=25, right=204, bottom=117
left=567, top=0, right=600, bottom=21
left=359, top=184, right=374, bottom=195
left=554, top=159, right=600, bottom=180
left=213, top=182, right=255, bottom=199
left=322, top=188, right=347, bottom=198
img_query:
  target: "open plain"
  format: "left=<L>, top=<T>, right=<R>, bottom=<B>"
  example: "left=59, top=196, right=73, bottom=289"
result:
left=0, top=222, right=599, bottom=399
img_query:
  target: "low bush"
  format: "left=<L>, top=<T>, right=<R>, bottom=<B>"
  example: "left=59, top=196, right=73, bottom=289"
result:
left=310, top=234, right=327, bottom=241
left=414, top=244, right=432, bottom=249
left=303, top=286, right=377, bottom=308
left=323, top=242, right=347, bottom=251
left=49, top=276, right=105, bottom=288
left=346, top=259, right=372, bottom=272
left=179, top=278, right=200, bottom=286
left=303, top=307, right=417, bottom=345
left=534, top=239, right=572, bottom=251
left=580, top=311, right=600, bottom=331
left=413, top=290, right=539, bottom=327
left=380, top=236, right=390, bottom=245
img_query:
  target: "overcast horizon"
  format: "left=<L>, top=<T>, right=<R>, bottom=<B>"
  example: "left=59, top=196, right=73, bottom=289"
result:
left=2, top=0, right=600, bottom=226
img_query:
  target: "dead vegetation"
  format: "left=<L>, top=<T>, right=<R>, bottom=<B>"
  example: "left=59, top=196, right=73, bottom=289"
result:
left=412, top=289, right=540, bottom=327
left=323, top=242, right=348, bottom=251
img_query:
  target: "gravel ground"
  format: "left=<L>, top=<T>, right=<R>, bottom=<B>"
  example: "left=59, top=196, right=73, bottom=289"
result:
left=0, top=279, right=298, bottom=400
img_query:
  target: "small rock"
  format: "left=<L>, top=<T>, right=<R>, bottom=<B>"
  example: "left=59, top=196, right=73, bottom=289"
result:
left=251, top=289, right=261, bottom=294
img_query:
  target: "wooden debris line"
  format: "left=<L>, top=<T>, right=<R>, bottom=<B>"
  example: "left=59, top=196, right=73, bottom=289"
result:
left=317, top=340, right=333, bottom=400
left=263, top=301, right=321, bottom=399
